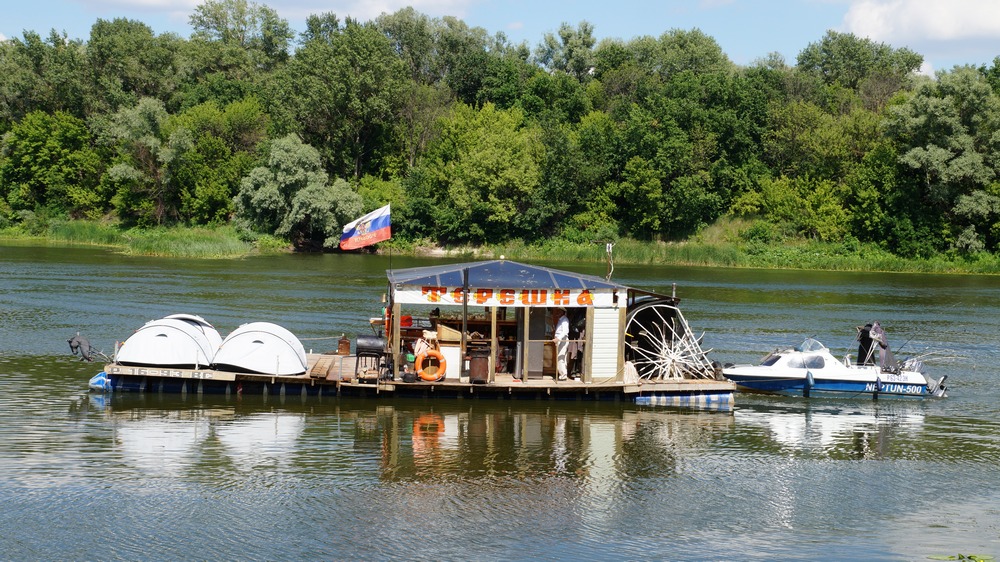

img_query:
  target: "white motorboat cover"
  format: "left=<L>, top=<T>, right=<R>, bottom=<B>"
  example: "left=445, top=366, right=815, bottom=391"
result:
left=117, top=317, right=222, bottom=367
left=212, top=322, right=308, bottom=375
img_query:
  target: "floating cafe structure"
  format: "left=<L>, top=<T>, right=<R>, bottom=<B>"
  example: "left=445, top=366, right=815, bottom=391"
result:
left=95, top=259, right=735, bottom=409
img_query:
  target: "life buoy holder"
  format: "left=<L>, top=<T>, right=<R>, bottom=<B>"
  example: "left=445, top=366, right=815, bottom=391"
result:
left=415, top=349, right=447, bottom=381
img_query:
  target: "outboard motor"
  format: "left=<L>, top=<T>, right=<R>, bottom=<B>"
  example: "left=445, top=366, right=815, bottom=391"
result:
left=68, top=334, right=93, bottom=362
left=929, top=375, right=948, bottom=398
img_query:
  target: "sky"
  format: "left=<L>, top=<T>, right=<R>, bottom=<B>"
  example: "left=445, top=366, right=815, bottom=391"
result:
left=3, top=0, right=1000, bottom=76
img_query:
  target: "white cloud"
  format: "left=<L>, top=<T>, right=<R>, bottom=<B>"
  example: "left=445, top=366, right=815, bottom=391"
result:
left=843, top=0, right=1000, bottom=68
left=844, top=0, right=1000, bottom=43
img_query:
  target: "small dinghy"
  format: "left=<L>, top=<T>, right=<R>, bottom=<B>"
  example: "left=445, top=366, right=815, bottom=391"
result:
left=723, top=337, right=947, bottom=399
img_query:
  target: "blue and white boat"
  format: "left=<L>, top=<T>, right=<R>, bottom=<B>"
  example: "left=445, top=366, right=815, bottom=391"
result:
left=723, top=338, right=947, bottom=399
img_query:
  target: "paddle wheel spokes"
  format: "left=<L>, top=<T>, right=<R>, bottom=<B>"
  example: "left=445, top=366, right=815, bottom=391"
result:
left=625, top=299, right=716, bottom=380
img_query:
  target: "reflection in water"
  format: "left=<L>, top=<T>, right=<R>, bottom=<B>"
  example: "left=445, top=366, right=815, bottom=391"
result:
left=735, top=399, right=927, bottom=460
left=110, top=406, right=306, bottom=478
left=96, top=395, right=734, bottom=487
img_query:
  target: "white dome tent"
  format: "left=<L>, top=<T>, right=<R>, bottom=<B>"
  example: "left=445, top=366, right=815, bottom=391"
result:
left=164, top=313, right=223, bottom=351
left=116, top=316, right=222, bottom=368
left=212, top=322, right=308, bottom=376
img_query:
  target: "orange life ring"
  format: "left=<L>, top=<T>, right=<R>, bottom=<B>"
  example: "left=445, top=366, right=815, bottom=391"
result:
left=415, top=349, right=447, bottom=381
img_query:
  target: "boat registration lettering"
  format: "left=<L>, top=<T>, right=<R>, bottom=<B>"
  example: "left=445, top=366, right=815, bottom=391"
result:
left=864, top=383, right=924, bottom=394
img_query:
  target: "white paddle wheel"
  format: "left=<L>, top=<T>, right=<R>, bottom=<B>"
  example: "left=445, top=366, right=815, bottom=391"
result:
left=625, top=298, right=718, bottom=380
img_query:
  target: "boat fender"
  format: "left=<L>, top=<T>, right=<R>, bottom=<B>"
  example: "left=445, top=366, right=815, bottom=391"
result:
left=803, top=370, right=814, bottom=398
left=415, top=349, right=447, bottom=382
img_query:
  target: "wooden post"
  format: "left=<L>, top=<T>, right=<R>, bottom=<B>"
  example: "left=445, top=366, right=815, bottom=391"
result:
left=521, top=306, right=530, bottom=380
left=490, top=306, right=498, bottom=383
left=392, top=301, right=402, bottom=380
left=584, top=306, right=594, bottom=384
left=461, top=267, right=469, bottom=378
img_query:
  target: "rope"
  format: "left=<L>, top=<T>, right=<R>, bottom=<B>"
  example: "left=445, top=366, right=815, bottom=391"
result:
left=299, top=336, right=343, bottom=341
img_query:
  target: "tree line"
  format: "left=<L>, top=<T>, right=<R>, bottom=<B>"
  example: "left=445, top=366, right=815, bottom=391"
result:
left=2, top=0, right=1000, bottom=256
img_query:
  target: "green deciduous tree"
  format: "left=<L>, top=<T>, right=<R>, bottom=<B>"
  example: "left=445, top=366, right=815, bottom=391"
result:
left=281, top=19, right=406, bottom=179
left=0, top=31, right=87, bottom=128
left=884, top=66, right=1000, bottom=252
left=233, top=134, right=362, bottom=249
left=189, top=0, right=292, bottom=70
left=0, top=110, right=104, bottom=218
left=797, top=30, right=922, bottom=91
left=409, top=102, right=543, bottom=244
left=93, top=97, right=180, bottom=226
left=735, top=175, right=851, bottom=241
left=165, top=97, right=268, bottom=224
left=86, top=19, right=182, bottom=114
left=534, top=21, right=596, bottom=82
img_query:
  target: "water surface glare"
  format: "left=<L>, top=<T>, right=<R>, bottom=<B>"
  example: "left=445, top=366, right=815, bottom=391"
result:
left=1, top=244, right=999, bottom=560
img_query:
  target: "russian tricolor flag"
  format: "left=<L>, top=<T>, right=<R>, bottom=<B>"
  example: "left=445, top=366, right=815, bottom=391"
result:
left=340, top=204, right=391, bottom=250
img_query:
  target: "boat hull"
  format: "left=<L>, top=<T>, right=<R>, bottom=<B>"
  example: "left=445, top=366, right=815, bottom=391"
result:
left=724, top=372, right=930, bottom=398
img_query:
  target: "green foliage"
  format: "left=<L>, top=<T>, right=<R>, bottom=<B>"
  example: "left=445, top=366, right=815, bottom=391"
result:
left=796, top=30, right=923, bottom=91
left=534, top=21, right=596, bottom=82
left=233, top=134, right=362, bottom=249
left=281, top=19, right=406, bottom=179
left=4, top=6, right=1000, bottom=264
left=0, top=110, right=104, bottom=218
left=743, top=175, right=851, bottom=241
left=411, top=102, right=543, bottom=244
left=189, top=0, right=292, bottom=70
left=86, top=18, right=183, bottom=114
left=884, top=66, right=1000, bottom=254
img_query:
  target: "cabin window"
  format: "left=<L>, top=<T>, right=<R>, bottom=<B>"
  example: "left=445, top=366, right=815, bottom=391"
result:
left=787, top=356, right=806, bottom=369
left=804, top=355, right=825, bottom=369
left=761, top=353, right=781, bottom=366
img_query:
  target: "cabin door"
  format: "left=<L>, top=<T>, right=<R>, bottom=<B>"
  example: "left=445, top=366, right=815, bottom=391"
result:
left=526, top=307, right=555, bottom=379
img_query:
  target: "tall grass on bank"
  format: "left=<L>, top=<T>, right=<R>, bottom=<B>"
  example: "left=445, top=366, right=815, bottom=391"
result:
left=49, top=220, right=124, bottom=246
left=1, top=220, right=287, bottom=258
left=5, top=218, right=1000, bottom=273
left=483, top=237, right=1000, bottom=275
left=121, top=226, right=255, bottom=258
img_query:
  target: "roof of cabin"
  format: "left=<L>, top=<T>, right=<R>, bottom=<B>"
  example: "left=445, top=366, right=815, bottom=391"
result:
left=386, top=260, right=631, bottom=291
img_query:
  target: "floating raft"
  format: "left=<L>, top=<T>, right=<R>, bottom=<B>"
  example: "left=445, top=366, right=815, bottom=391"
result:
left=99, top=352, right=735, bottom=408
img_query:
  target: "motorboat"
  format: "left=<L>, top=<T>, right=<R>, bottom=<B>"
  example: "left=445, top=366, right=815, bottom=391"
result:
left=723, top=338, right=947, bottom=399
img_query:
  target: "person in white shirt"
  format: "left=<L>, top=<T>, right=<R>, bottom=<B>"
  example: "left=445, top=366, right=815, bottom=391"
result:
left=552, top=307, right=570, bottom=381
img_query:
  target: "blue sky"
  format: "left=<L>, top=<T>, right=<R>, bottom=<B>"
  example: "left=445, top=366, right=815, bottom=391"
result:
left=4, top=0, right=1000, bottom=75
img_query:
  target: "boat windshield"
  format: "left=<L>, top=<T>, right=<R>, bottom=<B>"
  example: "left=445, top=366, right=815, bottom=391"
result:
left=795, top=338, right=826, bottom=352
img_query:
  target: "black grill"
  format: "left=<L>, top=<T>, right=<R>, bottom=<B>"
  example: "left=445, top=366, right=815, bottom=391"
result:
left=355, top=334, right=386, bottom=378
left=355, top=335, right=385, bottom=357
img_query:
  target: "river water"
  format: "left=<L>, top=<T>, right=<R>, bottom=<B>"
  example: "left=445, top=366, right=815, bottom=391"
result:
left=1, top=243, right=998, bottom=560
